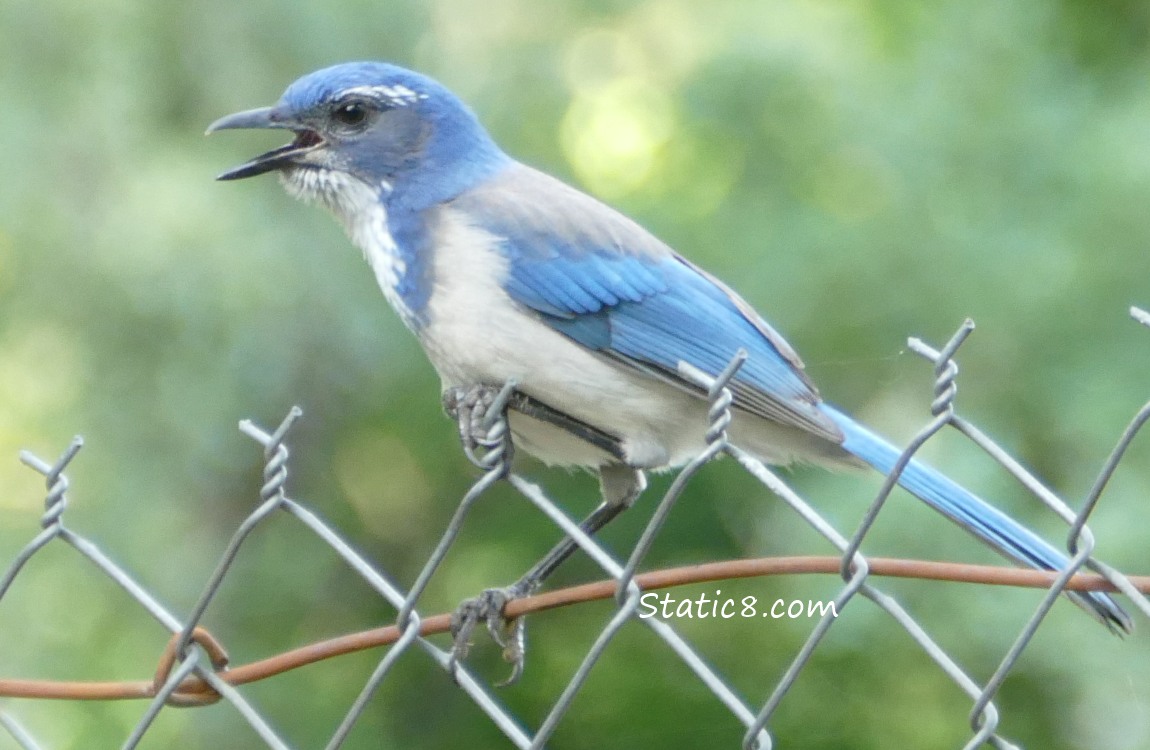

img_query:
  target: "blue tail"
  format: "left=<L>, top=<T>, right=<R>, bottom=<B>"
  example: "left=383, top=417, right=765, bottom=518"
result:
left=823, top=406, right=1131, bottom=633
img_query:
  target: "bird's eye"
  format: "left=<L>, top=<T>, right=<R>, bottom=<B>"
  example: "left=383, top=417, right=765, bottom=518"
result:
left=332, top=99, right=371, bottom=128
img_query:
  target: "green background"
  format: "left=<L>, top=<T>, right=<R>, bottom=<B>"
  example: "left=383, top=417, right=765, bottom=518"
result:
left=2, top=1, right=1149, bottom=748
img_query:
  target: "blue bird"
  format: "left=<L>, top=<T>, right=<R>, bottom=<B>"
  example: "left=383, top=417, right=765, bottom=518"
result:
left=208, top=61, right=1129, bottom=635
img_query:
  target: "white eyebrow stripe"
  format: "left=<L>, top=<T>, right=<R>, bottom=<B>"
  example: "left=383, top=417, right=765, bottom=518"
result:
left=340, top=84, right=428, bottom=105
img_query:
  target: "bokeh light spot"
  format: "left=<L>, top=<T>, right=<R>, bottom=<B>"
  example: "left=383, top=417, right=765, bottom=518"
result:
left=334, top=430, right=434, bottom=543
left=561, top=77, right=677, bottom=198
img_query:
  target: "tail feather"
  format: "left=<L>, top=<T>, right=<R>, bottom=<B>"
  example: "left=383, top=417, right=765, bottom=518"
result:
left=823, top=405, right=1131, bottom=634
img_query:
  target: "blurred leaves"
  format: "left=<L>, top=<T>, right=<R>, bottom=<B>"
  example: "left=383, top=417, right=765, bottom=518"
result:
left=2, top=1, right=1150, bottom=748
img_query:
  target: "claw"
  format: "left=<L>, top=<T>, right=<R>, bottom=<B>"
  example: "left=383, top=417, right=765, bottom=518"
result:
left=441, top=387, right=464, bottom=419
left=443, top=385, right=494, bottom=442
left=449, top=586, right=528, bottom=685
left=443, top=383, right=518, bottom=472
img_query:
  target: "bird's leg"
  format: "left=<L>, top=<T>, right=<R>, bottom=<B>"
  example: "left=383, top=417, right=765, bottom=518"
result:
left=450, top=464, right=646, bottom=684
left=517, top=464, right=647, bottom=593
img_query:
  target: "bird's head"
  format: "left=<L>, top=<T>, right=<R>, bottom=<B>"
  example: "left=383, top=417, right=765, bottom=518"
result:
left=207, top=62, right=509, bottom=210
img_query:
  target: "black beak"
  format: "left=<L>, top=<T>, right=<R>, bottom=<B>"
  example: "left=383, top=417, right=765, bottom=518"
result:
left=206, top=106, right=324, bottom=181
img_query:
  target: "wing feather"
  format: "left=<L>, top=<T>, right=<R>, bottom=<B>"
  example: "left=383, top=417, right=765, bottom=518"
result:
left=451, top=164, right=843, bottom=444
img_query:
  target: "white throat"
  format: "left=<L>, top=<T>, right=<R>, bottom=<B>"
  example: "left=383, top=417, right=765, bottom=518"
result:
left=280, top=168, right=415, bottom=326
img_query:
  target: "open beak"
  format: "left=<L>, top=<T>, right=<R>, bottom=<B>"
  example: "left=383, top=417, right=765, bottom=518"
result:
left=206, top=106, right=324, bottom=181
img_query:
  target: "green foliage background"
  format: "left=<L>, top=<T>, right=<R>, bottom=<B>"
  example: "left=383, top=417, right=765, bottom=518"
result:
left=2, top=1, right=1149, bottom=748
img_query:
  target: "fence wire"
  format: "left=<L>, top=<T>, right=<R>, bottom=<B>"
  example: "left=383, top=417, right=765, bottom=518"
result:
left=3, top=311, right=1150, bottom=749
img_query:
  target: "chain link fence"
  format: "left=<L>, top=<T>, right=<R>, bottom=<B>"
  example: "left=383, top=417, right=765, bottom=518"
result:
left=3, top=313, right=1150, bottom=749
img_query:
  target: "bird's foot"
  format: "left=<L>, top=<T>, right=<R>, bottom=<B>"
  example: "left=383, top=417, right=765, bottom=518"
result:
left=449, top=584, right=529, bottom=686
left=442, top=384, right=500, bottom=447
left=442, top=383, right=516, bottom=468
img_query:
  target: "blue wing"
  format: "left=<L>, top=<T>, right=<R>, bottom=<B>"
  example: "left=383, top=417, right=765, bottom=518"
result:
left=455, top=164, right=843, bottom=443
left=450, top=163, right=1131, bottom=633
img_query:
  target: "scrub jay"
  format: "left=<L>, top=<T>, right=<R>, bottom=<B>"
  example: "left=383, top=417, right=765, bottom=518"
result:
left=208, top=62, right=1129, bottom=643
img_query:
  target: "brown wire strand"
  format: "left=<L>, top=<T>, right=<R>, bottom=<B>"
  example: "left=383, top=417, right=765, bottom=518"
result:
left=1, top=555, right=1146, bottom=704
